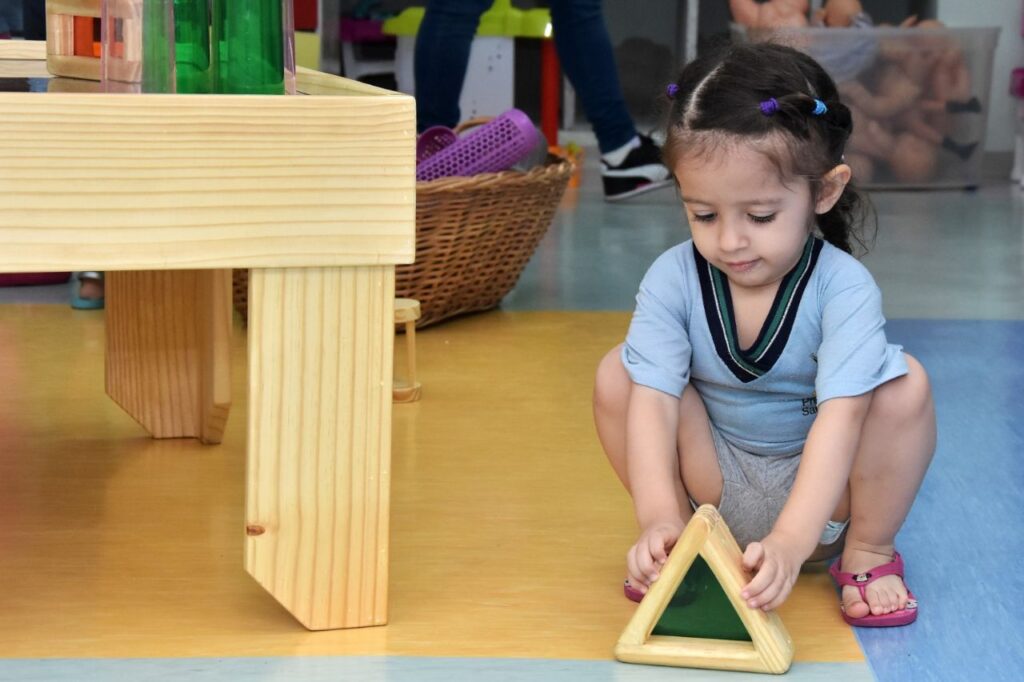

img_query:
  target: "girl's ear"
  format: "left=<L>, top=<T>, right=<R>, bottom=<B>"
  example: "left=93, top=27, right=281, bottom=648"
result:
left=814, top=164, right=852, bottom=214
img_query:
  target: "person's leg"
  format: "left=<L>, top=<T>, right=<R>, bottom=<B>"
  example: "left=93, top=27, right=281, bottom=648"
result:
left=21, top=0, right=44, bottom=41
left=414, top=0, right=492, bottom=132
left=0, top=0, right=15, bottom=38
left=550, top=0, right=670, bottom=200
left=593, top=344, right=723, bottom=514
left=838, top=354, right=936, bottom=617
left=548, top=0, right=636, bottom=154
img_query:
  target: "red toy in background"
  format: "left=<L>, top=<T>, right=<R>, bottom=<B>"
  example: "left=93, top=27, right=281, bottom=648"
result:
left=293, top=0, right=316, bottom=31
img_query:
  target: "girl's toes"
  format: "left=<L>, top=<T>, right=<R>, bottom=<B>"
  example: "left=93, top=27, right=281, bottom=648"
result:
left=842, top=587, right=870, bottom=618
left=892, top=590, right=907, bottom=612
left=869, top=591, right=889, bottom=615
left=883, top=592, right=897, bottom=613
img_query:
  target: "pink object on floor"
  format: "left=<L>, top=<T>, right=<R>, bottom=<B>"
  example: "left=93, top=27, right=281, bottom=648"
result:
left=624, top=581, right=645, bottom=603
left=0, top=273, right=72, bottom=287
left=829, top=550, right=918, bottom=627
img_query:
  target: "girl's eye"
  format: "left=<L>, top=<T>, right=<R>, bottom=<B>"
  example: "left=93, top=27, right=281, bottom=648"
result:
left=749, top=213, right=776, bottom=224
left=692, top=213, right=716, bottom=223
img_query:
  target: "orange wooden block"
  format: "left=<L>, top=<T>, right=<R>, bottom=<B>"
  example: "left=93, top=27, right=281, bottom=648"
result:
left=46, top=0, right=102, bottom=81
left=72, top=15, right=92, bottom=56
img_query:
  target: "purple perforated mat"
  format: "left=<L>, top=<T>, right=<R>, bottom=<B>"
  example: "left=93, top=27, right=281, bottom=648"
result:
left=416, top=109, right=541, bottom=182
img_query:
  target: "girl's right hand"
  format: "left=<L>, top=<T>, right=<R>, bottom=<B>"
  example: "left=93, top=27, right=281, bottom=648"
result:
left=626, top=520, right=686, bottom=595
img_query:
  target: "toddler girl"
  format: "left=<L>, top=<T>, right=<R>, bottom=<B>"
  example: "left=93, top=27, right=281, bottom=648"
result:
left=592, top=42, right=936, bottom=627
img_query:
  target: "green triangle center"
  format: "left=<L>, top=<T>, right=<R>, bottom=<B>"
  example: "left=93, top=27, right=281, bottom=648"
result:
left=651, top=554, right=752, bottom=642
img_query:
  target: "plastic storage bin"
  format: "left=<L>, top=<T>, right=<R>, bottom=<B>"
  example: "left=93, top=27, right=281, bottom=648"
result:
left=732, top=25, right=1000, bottom=189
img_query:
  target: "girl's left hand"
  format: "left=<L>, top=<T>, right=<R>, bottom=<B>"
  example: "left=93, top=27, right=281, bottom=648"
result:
left=739, top=532, right=804, bottom=611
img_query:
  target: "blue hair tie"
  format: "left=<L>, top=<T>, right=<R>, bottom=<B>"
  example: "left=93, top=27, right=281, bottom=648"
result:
left=666, top=83, right=679, bottom=99
left=812, top=99, right=828, bottom=116
left=759, top=98, right=779, bottom=116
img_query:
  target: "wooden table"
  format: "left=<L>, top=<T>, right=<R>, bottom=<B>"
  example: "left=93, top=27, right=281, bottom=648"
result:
left=0, top=41, right=415, bottom=630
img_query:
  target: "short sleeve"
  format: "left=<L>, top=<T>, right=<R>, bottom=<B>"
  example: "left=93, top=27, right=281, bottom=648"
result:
left=621, top=250, right=692, bottom=398
left=815, top=279, right=907, bottom=403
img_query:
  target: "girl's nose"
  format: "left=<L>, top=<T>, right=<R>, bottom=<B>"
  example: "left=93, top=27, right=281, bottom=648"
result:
left=718, top=220, right=748, bottom=252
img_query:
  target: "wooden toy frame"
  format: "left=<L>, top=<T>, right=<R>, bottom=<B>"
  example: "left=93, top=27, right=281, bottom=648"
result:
left=615, top=505, right=795, bottom=674
left=46, top=0, right=102, bottom=81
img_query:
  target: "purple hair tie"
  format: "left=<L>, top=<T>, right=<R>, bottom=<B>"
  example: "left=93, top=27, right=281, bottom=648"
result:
left=760, top=98, right=779, bottom=116
left=666, top=83, right=679, bottom=99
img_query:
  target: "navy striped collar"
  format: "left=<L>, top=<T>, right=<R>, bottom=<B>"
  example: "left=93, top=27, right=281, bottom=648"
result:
left=694, top=237, right=823, bottom=383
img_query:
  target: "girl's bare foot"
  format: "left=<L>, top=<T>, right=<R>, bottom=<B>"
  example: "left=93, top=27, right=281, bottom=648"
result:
left=838, top=543, right=909, bottom=617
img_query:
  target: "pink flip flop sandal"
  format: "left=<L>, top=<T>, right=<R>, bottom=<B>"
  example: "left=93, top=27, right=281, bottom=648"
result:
left=624, top=579, right=645, bottom=603
left=828, top=550, right=918, bottom=627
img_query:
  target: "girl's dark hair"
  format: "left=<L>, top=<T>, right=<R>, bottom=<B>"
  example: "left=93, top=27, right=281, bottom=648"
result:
left=664, top=42, right=875, bottom=255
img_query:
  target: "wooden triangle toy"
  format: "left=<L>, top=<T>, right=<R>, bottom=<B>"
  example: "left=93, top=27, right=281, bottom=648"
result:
left=615, top=505, right=794, bottom=674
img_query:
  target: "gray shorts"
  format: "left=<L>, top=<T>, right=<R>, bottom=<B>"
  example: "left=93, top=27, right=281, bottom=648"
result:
left=707, top=426, right=847, bottom=551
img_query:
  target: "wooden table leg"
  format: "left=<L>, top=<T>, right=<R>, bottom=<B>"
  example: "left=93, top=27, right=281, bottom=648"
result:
left=105, top=270, right=233, bottom=444
left=245, top=266, right=394, bottom=630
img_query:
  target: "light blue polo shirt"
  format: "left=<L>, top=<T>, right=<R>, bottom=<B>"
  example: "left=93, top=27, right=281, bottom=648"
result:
left=622, top=237, right=907, bottom=457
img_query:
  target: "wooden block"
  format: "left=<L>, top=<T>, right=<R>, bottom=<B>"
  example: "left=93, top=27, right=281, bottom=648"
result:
left=44, top=54, right=99, bottom=81
left=245, top=266, right=395, bottom=630
left=0, top=40, right=50, bottom=61
left=46, top=0, right=101, bottom=80
left=47, top=0, right=102, bottom=16
left=46, top=13, right=74, bottom=57
left=0, top=41, right=51, bottom=78
left=615, top=505, right=794, bottom=674
left=105, top=270, right=233, bottom=444
left=72, top=16, right=96, bottom=57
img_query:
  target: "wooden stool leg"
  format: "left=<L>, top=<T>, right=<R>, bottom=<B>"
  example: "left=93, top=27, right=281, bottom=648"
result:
left=105, top=270, right=232, bottom=444
left=245, top=266, right=393, bottom=630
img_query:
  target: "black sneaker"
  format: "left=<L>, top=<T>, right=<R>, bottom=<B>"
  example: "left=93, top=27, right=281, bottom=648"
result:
left=601, top=134, right=673, bottom=202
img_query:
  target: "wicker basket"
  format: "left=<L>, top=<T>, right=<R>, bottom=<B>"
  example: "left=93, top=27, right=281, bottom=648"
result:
left=399, top=154, right=572, bottom=327
left=233, top=150, right=572, bottom=327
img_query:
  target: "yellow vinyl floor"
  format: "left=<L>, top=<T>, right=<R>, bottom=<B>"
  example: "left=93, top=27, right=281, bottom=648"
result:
left=0, top=305, right=861, bottom=662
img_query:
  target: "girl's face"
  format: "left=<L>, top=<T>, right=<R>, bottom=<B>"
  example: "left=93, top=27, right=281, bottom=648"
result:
left=674, top=141, right=816, bottom=294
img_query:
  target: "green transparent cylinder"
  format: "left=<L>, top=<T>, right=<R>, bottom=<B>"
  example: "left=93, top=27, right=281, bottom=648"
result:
left=141, top=0, right=175, bottom=93
left=212, top=0, right=285, bottom=94
left=174, top=0, right=211, bottom=93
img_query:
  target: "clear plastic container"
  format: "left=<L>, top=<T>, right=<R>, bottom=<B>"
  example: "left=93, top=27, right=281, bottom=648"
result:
left=732, top=25, right=1000, bottom=189
left=101, top=0, right=177, bottom=93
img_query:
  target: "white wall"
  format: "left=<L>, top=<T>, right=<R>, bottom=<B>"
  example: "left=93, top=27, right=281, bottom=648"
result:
left=937, top=0, right=1023, bottom=152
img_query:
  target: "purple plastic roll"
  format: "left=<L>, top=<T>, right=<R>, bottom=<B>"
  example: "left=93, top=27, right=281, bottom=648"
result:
left=416, top=108, right=542, bottom=182
left=417, top=126, right=458, bottom=163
